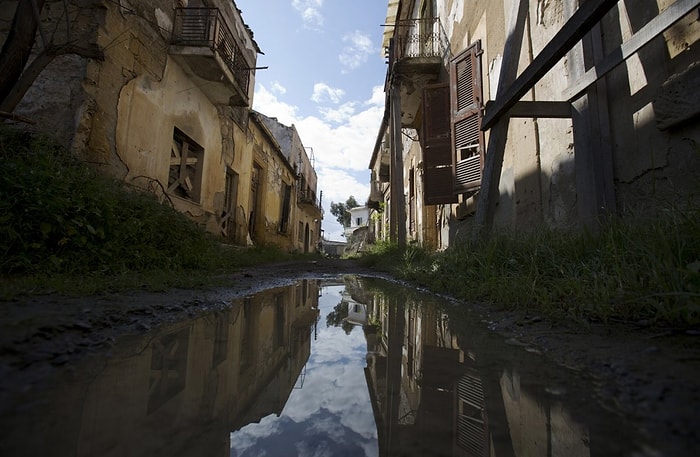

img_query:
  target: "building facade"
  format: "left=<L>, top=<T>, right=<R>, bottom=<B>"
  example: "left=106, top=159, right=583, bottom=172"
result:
left=370, top=0, right=700, bottom=249
left=1, top=0, right=322, bottom=252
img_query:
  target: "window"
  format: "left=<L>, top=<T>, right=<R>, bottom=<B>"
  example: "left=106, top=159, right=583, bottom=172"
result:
left=168, top=128, right=204, bottom=203
left=451, top=41, right=484, bottom=193
left=356, top=217, right=363, bottom=226
left=421, top=40, right=484, bottom=205
left=279, top=183, right=292, bottom=233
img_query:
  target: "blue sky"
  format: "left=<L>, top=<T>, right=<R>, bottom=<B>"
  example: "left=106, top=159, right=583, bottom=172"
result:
left=235, top=0, right=389, bottom=241
left=229, top=285, right=378, bottom=456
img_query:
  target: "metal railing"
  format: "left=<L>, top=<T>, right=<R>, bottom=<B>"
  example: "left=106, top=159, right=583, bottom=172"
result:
left=171, top=7, right=250, bottom=97
left=297, top=188, right=322, bottom=211
left=388, top=17, right=449, bottom=64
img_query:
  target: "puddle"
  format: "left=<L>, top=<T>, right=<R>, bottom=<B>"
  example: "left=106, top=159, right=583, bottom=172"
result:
left=0, top=276, right=649, bottom=456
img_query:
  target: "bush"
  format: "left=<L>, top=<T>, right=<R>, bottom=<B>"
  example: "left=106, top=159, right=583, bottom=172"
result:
left=0, top=128, right=221, bottom=276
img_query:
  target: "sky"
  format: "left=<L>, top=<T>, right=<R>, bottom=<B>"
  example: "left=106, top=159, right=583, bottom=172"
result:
left=235, top=0, right=389, bottom=241
left=229, top=285, right=378, bottom=456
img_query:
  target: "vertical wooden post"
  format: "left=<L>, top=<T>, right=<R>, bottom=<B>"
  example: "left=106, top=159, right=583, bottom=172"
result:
left=566, top=3, right=616, bottom=229
left=473, top=0, right=529, bottom=240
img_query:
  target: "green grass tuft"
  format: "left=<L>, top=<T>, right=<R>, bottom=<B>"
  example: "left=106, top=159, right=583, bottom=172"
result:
left=359, top=215, right=700, bottom=327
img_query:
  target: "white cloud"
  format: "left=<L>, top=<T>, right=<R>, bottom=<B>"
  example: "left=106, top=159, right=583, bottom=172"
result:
left=252, top=83, right=384, bottom=240
left=339, top=31, right=375, bottom=72
left=311, top=82, right=345, bottom=104
left=319, top=102, right=356, bottom=124
left=270, top=81, right=287, bottom=95
left=292, top=0, right=324, bottom=29
left=252, top=84, right=300, bottom=126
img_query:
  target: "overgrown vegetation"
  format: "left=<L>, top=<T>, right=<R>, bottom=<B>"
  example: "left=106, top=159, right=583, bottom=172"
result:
left=0, top=127, right=299, bottom=297
left=359, top=216, right=700, bottom=327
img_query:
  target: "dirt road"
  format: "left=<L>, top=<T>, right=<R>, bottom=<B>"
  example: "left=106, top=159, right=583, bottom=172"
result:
left=1, top=258, right=698, bottom=455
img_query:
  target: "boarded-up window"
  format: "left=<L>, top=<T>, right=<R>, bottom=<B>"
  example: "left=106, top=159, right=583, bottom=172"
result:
left=451, top=41, right=484, bottom=193
left=279, top=183, right=292, bottom=233
left=168, top=128, right=204, bottom=203
left=422, top=83, right=457, bottom=205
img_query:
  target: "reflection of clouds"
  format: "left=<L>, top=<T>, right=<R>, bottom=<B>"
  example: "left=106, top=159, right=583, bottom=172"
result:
left=230, top=414, right=280, bottom=455
left=230, top=285, right=377, bottom=456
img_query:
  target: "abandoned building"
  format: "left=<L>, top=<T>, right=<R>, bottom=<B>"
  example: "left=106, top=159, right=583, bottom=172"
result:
left=369, top=0, right=700, bottom=250
left=0, top=0, right=322, bottom=252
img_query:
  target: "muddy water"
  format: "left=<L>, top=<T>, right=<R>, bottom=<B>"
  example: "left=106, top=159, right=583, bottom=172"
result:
left=0, top=276, right=650, bottom=457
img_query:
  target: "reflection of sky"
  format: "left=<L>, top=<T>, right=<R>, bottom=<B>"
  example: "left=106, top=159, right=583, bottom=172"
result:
left=230, top=285, right=378, bottom=457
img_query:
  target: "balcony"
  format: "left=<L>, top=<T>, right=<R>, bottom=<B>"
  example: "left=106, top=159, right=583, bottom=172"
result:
left=388, top=18, right=449, bottom=77
left=170, top=8, right=251, bottom=106
left=386, top=18, right=449, bottom=127
left=298, top=189, right=323, bottom=214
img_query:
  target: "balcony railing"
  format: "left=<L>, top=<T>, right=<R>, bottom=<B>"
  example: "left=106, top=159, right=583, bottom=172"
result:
left=171, top=7, right=250, bottom=101
left=389, top=18, right=449, bottom=65
left=298, top=189, right=322, bottom=212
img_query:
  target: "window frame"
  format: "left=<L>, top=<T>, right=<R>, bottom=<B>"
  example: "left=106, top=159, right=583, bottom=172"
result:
left=168, top=128, right=205, bottom=203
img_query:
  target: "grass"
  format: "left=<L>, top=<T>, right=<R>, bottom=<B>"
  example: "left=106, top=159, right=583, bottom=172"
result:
left=358, top=215, right=700, bottom=328
left=0, top=127, right=307, bottom=298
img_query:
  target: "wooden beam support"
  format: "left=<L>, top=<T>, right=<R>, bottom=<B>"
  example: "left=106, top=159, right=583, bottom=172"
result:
left=473, top=0, right=528, bottom=240
left=486, top=100, right=572, bottom=118
left=481, top=0, right=619, bottom=131
left=563, top=0, right=700, bottom=101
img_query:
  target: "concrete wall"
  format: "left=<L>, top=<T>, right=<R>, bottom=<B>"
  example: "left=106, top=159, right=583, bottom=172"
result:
left=381, top=0, right=700, bottom=249
left=3, top=0, right=329, bottom=252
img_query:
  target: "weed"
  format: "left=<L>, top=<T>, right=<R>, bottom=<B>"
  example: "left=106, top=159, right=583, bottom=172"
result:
left=360, top=214, right=700, bottom=328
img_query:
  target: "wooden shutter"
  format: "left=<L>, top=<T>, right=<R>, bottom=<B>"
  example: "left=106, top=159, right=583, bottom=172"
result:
left=422, top=83, right=458, bottom=205
left=451, top=41, right=484, bottom=193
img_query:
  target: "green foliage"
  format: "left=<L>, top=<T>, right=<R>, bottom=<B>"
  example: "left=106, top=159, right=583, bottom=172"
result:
left=0, top=127, right=296, bottom=296
left=330, top=195, right=359, bottom=227
left=358, top=216, right=700, bottom=327
left=0, top=128, right=215, bottom=275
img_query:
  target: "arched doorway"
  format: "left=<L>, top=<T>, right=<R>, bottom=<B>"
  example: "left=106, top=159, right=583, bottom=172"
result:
left=304, top=222, right=310, bottom=253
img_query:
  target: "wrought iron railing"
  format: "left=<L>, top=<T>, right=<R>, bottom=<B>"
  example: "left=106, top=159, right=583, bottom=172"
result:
left=171, top=7, right=250, bottom=98
left=297, top=188, right=322, bottom=211
left=389, top=17, right=449, bottom=64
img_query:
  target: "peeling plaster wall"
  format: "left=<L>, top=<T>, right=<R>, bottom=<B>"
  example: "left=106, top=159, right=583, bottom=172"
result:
left=116, top=59, right=224, bottom=231
left=602, top=1, right=700, bottom=213
left=2, top=0, right=263, bottom=238
left=439, top=0, right=698, bottom=240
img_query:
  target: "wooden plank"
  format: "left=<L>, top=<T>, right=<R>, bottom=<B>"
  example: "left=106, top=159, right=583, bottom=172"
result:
left=487, top=100, right=572, bottom=118
left=481, top=0, right=619, bottom=130
left=170, top=157, right=198, bottom=166
left=473, top=0, right=529, bottom=240
left=571, top=22, right=616, bottom=228
left=563, top=0, right=700, bottom=101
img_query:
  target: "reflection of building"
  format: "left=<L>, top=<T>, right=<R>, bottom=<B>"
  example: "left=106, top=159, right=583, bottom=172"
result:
left=9, top=280, right=321, bottom=457
left=360, top=279, right=591, bottom=456
left=342, top=290, right=368, bottom=327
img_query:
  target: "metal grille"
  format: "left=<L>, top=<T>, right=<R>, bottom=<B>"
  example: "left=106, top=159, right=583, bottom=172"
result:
left=390, top=18, right=449, bottom=62
left=172, top=8, right=250, bottom=95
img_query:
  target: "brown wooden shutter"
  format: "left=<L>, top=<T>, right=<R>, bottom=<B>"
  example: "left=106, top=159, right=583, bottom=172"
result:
left=422, top=83, right=458, bottom=205
left=451, top=41, right=484, bottom=193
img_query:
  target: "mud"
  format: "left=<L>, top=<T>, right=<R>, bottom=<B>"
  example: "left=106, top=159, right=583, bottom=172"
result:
left=1, top=258, right=698, bottom=455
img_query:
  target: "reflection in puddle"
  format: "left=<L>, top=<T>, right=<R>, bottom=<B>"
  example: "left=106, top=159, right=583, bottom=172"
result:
left=0, top=276, right=646, bottom=456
